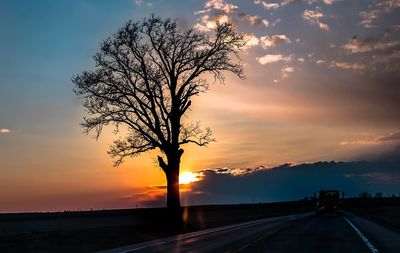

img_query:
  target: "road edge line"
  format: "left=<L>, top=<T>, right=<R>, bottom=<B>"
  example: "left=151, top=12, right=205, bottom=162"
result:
left=343, top=216, right=379, bottom=253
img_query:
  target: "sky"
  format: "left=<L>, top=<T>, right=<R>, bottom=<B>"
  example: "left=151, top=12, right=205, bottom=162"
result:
left=0, top=0, right=399, bottom=212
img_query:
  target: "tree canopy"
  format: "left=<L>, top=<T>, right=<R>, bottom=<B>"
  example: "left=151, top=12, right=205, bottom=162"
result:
left=73, top=15, right=245, bottom=210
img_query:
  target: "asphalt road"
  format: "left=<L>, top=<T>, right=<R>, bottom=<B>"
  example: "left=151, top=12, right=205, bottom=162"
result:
left=99, top=212, right=400, bottom=253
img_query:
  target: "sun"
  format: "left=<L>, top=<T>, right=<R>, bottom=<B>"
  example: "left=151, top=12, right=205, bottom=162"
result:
left=179, top=171, right=200, bottom=185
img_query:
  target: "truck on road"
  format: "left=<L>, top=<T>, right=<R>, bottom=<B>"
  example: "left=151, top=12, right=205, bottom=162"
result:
left=316, top=190, right=343, bottom=216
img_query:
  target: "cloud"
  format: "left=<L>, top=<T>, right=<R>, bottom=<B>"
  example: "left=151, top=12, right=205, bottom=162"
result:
left=343, top=37, right=400, bottom=54
left=359, top=0, right=400, bottom=28
left=194, top=13, right=230, bottom=32
left=238, top=13, right=269, bottom=27
left=329, top=61, right=366, bottom=71
left=271, top=66, right=295, bottom=83
left=340, top=130, right=400, bottom=145
left=195, top=0, right=268, bottom=31
left=359, top=10, right=379, bottom=28
left=281, top=66, right=295, bottom=78
left=271, top=18, right=282, bottom=27
left=243, top=34, right=260, bottom=49
left=185, top=158, right=400, bottom=205
left=282, top=0, right=316, bottom=6
left=372, top=50, right=400, bottom=63
left=194, top=0, right=237, bottom=32
left=303, top=9, right=330, bottom=31
left=386, top=24, right=400, bottom=35
left=322, top=0, right=335, bottom=4
left=379, top=130, right=400, bottom=142
left=384, top=24, right=400, bottom=38
left=259, top=34, right=291, bottom=48
left=0, top=128, right=11, bottom=134
left=191, top=0, right=400, bottom=145
left=322, top=0, right=342, bottom=4
left=360, top=172, right=397, bottom=182
left=256, top=54, right=294, bottom=64
left=204, top=166, right=266, bottom=176
left=133, top=0, right=153, bottom=7
left=254, top=0, right=280, bottom=9
left=339, top=140, right=380, bottom=145
left=205, top=0, right=238, bottom=13
left=375, top=0, right=400, bottom=12
left=340, top=37, right=400, bottom=73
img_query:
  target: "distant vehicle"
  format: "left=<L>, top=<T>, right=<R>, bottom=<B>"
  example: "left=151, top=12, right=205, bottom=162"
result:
left=315, top=190, right=343, bottom=216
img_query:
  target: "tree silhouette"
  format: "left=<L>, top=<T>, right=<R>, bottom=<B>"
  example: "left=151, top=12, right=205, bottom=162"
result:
left=72, top=15, right=244, bottom=214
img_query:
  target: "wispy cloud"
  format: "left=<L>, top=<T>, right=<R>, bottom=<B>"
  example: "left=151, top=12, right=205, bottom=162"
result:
left=322, top=0, right=339, bottom=5
left=254, top=0, right=280, bottom=9
left=282, top=0, right=316, bottom=6
left=340, top=37, right=400, bottom=73
left=329, top=61, right=366, bottom=71
left=260, top=35, right=291, bottom=48
left=359, top=10, right=379, bottom=28
left=343, top=37, right=400, bottom=54
left=133, top=0, right=153, bottom=7
left=243, top=34, right=291, bottom=50
left=339, top=140, right=380, bottom=145
left=372, top=50, right=400, bottom=63
left=379, top=130, right=400, bottom=142
left=205, top=0, right=238, bottom=13
left=340, top=130, right=400, bottom=146
left=0, top=128, right=11, bottom=134
left=237, top=13, right=269, bottom=27
left=194, top=14, right=230, bottom=32
left=203, top=166, right=266, bottom=176
left=385, top=24, right=400, bottom=35
left=281, top=66, right=295, bottom=79
left=243, top=34, right=260, bottom=49
left=256, top=54, right=294, bottom=64
left=195, top=0, right=269, bottom=31
left=375, top=0, right=400, bottom=12
left=194, top=0, right=237, bottom=32
left=359, top=0, right=400, bottom=28
left=303, top=9, right=330, bottom=31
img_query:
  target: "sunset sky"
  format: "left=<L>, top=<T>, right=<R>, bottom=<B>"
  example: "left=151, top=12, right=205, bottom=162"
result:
left=1, top=0, right=399, bottom=212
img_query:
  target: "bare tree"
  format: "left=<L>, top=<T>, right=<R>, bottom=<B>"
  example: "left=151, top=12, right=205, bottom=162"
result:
left=72, top=15, right=244, bottom=213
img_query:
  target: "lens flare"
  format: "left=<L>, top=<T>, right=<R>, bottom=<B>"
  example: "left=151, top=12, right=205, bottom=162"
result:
left=179, top=171, right=200, bottom=185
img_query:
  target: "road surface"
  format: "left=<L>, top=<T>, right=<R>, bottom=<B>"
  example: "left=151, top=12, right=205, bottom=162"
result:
left=99, top=212, right=400, bottom=253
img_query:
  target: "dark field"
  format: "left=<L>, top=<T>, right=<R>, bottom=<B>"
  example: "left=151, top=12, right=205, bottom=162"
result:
left=1, top=198, right=399, bottom=253
left=345, top=197, right=400, bottom=233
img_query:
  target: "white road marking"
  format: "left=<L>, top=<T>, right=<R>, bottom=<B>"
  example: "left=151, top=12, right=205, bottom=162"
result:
left=344, top=216, right=379, bottom=253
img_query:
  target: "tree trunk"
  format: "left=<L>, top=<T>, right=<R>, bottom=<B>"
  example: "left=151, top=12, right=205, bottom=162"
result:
left=166, top=168, right=180, bottom=209
left=158, top=148, right=184, bottom=228
left=165, top=155, right=182, bottom=229
left=165, top=148, right=183, bottom=209
left=164, top=148, right=184, bottom=228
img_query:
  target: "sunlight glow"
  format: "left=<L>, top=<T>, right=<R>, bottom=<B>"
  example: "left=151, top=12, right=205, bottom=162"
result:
left=179, top=171, right=200, bottom=185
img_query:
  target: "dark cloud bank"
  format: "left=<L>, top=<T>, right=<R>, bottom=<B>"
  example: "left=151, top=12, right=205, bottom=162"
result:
left=177, top=149, right=400, bottom=206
